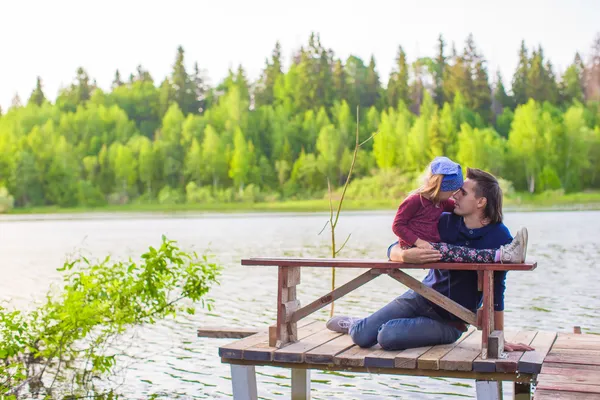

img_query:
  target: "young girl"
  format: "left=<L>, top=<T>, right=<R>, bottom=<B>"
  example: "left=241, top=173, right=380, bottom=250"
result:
left=393, top=156, right=527, bottom=264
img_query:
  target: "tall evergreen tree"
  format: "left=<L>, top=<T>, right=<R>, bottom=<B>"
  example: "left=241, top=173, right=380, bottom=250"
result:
left=28, top=76, right=46, bottom=106
left=560, top=53, right=585, bottom=105
left=442, top=43, right=466, bottom=105
left=75, top=67, right=92, bottom=103
left=364, top=55, right=381, bottom=108
left=315, top=49, right=334, bottom=109
left=254, top=42, right=283, bottom=107
left=171, top=46, right=196, bottom=115
left=235, top=65, right=251, bottom=106
left=492, top=71, right=513, bottom=113
left=387, top=46, right=410, bottom=109
left=332, top=59, right=348, bottom=103
left=409, top=59, right=425, bottom=114
left=112, top=70, right=124, bottom=90
left=11, top=93, right=22, bottom=109
left=512, top=40, right=529, bottom=106
left=135, top=65, right=153, bottom=83
left=434, top=34, right=447, bottom=106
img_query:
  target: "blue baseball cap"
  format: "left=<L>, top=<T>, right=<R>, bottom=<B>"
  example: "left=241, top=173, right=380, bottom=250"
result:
left=430, top=157, right=463, bottom=192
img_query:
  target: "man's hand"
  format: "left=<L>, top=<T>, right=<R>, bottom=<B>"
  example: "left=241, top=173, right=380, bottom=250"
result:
left=393, top=247, right=442, bottom=264
left=415, top=238, right=434, bottom=250
left=504, top=342, right=535, bottom=352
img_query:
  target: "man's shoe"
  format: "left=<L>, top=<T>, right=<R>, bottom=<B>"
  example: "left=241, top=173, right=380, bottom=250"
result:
left=326, top=316, right=360, bottom=334
left=499, top=227, right=528, bottom=263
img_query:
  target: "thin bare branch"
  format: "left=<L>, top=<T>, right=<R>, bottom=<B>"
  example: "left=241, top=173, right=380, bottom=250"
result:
left=327, top=178, right=334, bottom=226
left=359, top=129, right=380, bottom=147
left=335, top=233, right=352, bottom=256
left=317, top=220, right=330, bottom=236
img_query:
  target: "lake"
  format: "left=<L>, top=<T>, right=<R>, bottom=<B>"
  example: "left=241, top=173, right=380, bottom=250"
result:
left=1, top=210, right=599, bottom=399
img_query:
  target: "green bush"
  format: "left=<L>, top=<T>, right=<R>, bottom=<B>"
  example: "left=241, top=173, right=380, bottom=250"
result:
left=0, top=187, right=14, bottom=213
left=0, top=237, right=221, bottom=398
left=158, top=186, right=185, bottom=205
left=186, top=182, right=215, bottom=204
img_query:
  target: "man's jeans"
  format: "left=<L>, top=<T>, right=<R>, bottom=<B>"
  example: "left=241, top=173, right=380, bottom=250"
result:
left=349, top=290, right=463, bottom=350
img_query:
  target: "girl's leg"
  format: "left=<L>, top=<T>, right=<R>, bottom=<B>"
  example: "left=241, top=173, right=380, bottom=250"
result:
left=431, top=242, right=497, bottom=263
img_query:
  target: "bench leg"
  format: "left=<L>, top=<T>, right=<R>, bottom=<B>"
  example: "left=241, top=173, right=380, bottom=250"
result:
left=476, top=380, right=502, bottom=400
left=513, top=382, right=531, bottom=400
left=291, top=368, right=310, bottom=400
left=481, top=270, right=495, bottom=359
left=231, top=364, right=258, bottom=400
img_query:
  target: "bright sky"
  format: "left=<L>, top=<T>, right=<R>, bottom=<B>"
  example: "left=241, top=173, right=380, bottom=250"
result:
left=1, top=0, right=598, bottom=110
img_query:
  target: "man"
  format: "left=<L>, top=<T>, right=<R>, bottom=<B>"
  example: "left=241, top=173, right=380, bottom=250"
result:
left=327, top=168, right=533, bottom=352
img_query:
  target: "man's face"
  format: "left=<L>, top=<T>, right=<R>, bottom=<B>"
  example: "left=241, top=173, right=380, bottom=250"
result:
left=452, top=179, right=483, bottom=217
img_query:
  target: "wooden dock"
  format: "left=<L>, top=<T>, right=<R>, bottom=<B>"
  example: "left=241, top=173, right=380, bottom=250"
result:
left=535, top=332, right=600, bottom=399
left=218, top=321, right=543, bottom=399
left=215, top=322, right=600, bottom=399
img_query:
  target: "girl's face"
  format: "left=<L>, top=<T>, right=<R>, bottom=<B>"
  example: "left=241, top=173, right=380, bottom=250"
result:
left=439, top=190, right=455, bottom=202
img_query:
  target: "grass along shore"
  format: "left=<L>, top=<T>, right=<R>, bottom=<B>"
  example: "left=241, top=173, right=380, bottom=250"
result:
left=6, top=191, right=600, bottom=215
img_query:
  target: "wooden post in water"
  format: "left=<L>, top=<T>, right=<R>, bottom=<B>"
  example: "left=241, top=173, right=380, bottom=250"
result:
left=230, top=364, right=258, bottom=400
left=291, top=368, right=310, bottom=400
left=475, top=380, right=502, bottom=400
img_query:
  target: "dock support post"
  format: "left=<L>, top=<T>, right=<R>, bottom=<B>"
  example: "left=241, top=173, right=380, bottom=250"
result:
left=476, top=380, right=502, bottom=400
left=513, top=382, right=531, bottom=400
left=291, top=368, right=310, bottom=399
left=231, top=364, right=258, bottom=400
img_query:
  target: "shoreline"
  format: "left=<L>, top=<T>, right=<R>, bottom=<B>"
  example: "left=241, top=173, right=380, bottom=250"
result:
left=4, top=195, right=600, bottom=218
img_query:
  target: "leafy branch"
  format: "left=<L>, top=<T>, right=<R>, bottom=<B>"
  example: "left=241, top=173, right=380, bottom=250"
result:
left=0, top=236, right=221, bottom=399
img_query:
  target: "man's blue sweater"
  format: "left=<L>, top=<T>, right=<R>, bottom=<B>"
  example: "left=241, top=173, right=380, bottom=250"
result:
left=422, top=212, right=513, bottom=321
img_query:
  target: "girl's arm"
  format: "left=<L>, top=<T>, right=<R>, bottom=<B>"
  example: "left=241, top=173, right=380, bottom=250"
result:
left=392, top=195, right=421, bottom=246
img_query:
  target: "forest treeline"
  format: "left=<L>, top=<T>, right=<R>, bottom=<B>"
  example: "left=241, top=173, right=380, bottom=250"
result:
left=1, top=32, right=600, bottom=209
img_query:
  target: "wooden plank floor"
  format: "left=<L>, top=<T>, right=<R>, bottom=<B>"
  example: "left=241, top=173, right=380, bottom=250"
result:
left=535, top=333, right=600, bottom=399
left=219, top=322, right=548, bottom=379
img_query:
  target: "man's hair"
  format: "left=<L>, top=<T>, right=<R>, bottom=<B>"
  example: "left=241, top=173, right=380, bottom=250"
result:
left=466, top=168, right=503, bottom=224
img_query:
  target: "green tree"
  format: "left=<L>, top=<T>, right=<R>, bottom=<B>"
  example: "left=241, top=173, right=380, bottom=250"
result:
left=456, top=124, right=505, bottom=176
left=387, top=46, right=410, bottom=109
left=171, top=46, right=197, bottom=115
left=560, top=53, right=585, bottom=105
left=229, top=127, right=254, bottom=191
left=255, top=42, right=283, bottom=107
left=433, top=35, right=447, bottom=106
left=492, top=71, right=513, bottom=117
left=507, top=100, right=545, bottom=192
left=512, top=40, right=529, bottom=106
left=332, top=59, right=348, bottom=103
left=28, top=76, right=46, bottom=106
left=201, top=125, right=228, bottom=188
left=112, top=69, right=124, bottom=89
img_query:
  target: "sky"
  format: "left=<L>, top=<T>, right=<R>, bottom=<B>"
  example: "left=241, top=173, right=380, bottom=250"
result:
left=1, top=0, right=599, bottom=110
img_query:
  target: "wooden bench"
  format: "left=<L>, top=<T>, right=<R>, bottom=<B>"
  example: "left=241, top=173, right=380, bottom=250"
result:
left=222, top=257, right=537, bottom=399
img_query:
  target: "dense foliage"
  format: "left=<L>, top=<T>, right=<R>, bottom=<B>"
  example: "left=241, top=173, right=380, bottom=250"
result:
left=1, top=33, right=600, bottom=210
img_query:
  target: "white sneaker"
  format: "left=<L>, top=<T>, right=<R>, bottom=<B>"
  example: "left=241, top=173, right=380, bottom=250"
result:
left=326, top=316, right=360, bottom=334
left=499, top=227, right=528, bottom=263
